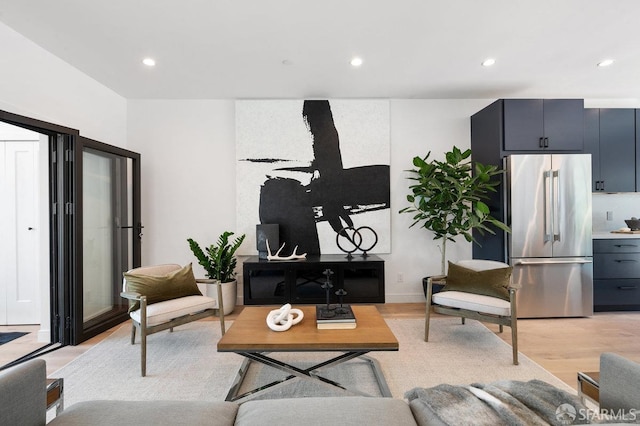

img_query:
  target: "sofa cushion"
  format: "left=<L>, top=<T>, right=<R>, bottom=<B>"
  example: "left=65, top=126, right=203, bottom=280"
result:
left=48, top=400, right=238, bottom=426
left=235, top=396, right=418, bottom=426
left=129, top=295, right=217, bottom=326
left=124, top=263, right=202, bottom=312
left=443, top=261, right=512, bottom=301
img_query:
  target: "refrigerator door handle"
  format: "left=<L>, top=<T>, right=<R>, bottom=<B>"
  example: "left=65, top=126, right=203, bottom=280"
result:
left=514, top=259, right=593, bottom=265
left=543, top=170, right=553, bottom=243
left=552, top=169, right=560, bottom=242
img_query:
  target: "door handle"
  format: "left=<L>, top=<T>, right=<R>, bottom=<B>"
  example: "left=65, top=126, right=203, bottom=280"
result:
left=614, top=244, right=638, bottom=248
left=515, top=259, right=592, bottom=265
left=28, top=227, right=34, bottom=230
left=614, top=259, right=637, bottom=263
left=543, top=170, right=552, bottom=242
left=552, top=170, right=560, bottom=242
left=617, top=286, right=637, bottom=290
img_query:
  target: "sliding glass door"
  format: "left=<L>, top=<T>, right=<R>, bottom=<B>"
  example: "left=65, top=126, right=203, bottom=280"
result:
left=71, top=137, right=141, bottom=343
left=1, top=110, right=141, bottom=356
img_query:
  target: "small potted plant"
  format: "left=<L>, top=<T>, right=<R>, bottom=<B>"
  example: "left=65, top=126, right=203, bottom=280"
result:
left=187, top=231, right=246, bottom=315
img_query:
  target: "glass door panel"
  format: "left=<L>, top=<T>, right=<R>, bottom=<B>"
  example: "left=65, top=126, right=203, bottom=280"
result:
left=82, top=149, right=117, bottom=324
left=73, top=137, right=141, bottom=343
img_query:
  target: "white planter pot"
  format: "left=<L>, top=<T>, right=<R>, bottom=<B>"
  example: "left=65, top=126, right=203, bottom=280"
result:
left=202, top=279, right=237, bottom=316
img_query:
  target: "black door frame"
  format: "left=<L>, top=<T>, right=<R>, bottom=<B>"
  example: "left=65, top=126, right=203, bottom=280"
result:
left=0, top=109, right=141, bottom=350
left=72, top=136, right=142, bottom=344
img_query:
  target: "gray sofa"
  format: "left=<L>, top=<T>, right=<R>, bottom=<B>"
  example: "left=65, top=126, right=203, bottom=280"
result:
left=1, top=353, right=638, bottom=425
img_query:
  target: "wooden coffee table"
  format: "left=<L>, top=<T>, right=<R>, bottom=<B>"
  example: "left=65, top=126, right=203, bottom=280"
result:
left=217, top=305, right=398, bottom=402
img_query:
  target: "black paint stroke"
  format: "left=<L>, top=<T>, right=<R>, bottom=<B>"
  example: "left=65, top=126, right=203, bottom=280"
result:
left=253, top=100, right=390, bottom=255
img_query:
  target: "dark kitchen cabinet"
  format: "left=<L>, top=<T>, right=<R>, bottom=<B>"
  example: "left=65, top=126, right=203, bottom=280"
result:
left=503, top=99, right=584, bottom=151
left=593, top=239, right=640, bottom=311
left=584, top=108, right=635, bottom=192
left=470, top=98, right=585, bottom=262
left=242, top=254, right=385, bottom=305
left=637, top=109, right=640, bottom=191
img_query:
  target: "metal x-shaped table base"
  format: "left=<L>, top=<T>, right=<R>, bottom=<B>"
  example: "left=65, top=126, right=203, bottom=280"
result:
left=225, top=351, right=392, bottom=403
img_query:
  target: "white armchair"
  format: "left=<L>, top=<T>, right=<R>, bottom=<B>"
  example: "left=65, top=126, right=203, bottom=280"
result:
left=121, top=264, right=226, bottom=376
left=424, top=259, right=519, bottom=365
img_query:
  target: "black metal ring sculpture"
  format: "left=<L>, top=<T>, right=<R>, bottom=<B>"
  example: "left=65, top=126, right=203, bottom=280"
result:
left=336, top=226, right=378, bottom=257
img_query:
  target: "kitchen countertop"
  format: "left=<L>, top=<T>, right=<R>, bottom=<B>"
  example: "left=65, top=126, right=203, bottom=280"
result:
left=593, top=231, right=640, bottom=239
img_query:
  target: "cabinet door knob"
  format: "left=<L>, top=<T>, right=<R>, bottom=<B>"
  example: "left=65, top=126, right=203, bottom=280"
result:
left=539, top=137, right=545, bottom=148
left=544, top=137, right=549, bottom=148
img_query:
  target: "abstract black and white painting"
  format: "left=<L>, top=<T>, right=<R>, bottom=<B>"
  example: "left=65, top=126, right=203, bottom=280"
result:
left=236, top=100, right=390, bottom=256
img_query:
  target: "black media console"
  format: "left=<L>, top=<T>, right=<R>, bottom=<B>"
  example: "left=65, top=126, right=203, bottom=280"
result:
left=242, top=254, right=385, bottom=305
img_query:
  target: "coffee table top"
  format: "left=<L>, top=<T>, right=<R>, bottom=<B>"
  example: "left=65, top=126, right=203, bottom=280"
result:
left=217, top=305, right=398, bottom=352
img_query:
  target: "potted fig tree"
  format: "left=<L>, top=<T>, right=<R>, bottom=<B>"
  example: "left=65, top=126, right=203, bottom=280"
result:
left=399, top=146, right=510, bottom=279
left=187, top=231, right=246, bottom=315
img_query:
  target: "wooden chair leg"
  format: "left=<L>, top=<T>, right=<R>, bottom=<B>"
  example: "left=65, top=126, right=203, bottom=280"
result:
left=461, top=318, right=465, bottom=325
left=424, top=277, right=434, bottom=341
left=499, top=324, right=504, bottom=333
left=130, top=324, right=136, bottom=344
left=141, top=330, right=147, bottom=377
left=217, top=283, right=225, bottom=336
left=424, top=306, right=431, bottom=342
left=140, top=297, right=147, bottom=377
left=511, top=318, right=518, bottom=365
left=509, top=288, right=518, bottom=365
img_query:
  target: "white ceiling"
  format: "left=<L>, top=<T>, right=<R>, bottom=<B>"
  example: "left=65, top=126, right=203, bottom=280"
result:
left=1, top=0, right=639, bottom=100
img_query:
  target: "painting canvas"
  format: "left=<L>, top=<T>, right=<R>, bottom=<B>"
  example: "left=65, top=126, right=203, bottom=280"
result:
left=236, top=99, right=390, bottom=256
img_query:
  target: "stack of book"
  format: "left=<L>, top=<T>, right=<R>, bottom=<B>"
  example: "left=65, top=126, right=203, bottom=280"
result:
left=316, top=304, right=356, bottom=329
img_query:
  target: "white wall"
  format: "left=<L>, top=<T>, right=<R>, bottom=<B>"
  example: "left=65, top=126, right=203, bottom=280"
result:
left=127, top=99, right=495, bottom=303
left=0, top=21, right=127, bottom=337
left=127, top=100, right=237, bottom=266
left=0, top=21, right=126, bottom=146
left=593, top=193, right=640, bottom=232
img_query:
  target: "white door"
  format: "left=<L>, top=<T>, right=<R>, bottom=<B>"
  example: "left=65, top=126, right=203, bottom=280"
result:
left=0, top=141, right=40, bottom=324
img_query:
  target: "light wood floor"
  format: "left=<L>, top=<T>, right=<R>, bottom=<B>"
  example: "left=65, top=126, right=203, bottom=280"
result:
left=2, top=303, right=639, bottom=392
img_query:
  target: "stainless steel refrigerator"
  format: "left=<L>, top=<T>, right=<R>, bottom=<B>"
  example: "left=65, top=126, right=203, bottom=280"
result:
left=506, top=154, right=593, bottom=318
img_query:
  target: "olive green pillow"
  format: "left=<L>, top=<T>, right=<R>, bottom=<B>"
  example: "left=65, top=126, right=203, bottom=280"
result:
left=443, top=261, right=512, bottom=301
left=124, top=263, right=202, bottom=313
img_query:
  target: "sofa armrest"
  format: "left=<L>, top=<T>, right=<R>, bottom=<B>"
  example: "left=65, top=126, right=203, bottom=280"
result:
left=599, top=352, right=640, bottom=412
left=0, top=359, right=47, bottom=426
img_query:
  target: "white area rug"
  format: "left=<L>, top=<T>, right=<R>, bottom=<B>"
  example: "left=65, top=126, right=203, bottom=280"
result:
left=52, top=318, right=572, bottom=407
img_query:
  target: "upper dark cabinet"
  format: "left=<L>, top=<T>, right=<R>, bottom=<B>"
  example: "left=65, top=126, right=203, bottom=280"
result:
left=503, top=99, right=584, bottom=151
left=584, top=108, right=635, bottom=192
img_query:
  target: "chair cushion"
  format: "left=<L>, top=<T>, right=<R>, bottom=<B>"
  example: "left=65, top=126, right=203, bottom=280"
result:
left=432, top=291, right=511, bottom=316
left=130, top=295, right=217, bottom=326
left=443, top=261, right=512, bottom=301
left=124, top=263, right=202, bottom=312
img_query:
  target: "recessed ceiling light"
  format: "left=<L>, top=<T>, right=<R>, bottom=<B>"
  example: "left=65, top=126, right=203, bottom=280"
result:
left=481, top=58, right=496, bottom=67
left=597, top=59, right=614, bottom=67
left=142, top=58, right=156, bottom=67
left=350, top=57, right=363, bottom=67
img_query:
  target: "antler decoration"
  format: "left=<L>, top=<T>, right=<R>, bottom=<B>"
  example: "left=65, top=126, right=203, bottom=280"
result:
left=266, top=240, right=307, bottom=261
